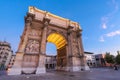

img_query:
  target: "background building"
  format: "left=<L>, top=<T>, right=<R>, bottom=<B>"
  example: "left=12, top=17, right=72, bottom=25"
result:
left=45, top=55, right=56, bottom=70
left=8, top=54, right=16, bottom=69
left=95, top=54, right=106, bottom=67
left=84, top=52, right=96, bottom=67
left=0, top=41, right=13, bottom=70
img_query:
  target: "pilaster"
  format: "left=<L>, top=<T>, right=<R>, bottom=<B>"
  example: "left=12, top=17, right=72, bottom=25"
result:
left=76, top=31, right=90, bottom=71
left=36, top=16, right=50, bottom=74
left=36, top=54, right=46, bottom=74
left=66, top=25, right=74, bottom=71
left=8, top=13, right=34, bottom=75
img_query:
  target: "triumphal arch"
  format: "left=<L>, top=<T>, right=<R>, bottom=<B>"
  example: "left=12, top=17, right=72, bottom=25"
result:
left=9, top=6, right=89, bottom=75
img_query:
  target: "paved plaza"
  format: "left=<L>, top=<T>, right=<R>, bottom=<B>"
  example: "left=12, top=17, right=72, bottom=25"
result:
left=0, top=68, right=120, bottom=80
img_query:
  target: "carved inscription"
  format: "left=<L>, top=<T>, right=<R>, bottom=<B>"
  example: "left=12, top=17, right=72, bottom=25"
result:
left=29, top=29, right=41, bottom=36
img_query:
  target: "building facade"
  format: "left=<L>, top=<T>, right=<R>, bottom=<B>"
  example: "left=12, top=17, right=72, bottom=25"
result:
left=9, top=6, right=89, bottom=75
left=84, top=52, right=96, bottom=67
left=8, top=54, right=16, bottom=68
left=95, top=54, right=106, bottom=67
left=46, top=52, right=97, bottom=70
left=0, top=41, right=13, bottom=70
left=45, top=55, right=56, bottom=70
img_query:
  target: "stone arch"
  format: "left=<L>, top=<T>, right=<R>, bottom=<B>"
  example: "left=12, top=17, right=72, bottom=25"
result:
left=46, top=29, right=68, bottom=42
left=8, top=6, right=89, bottom=75
left=47, top=33, right=67, bottom=48
left=46, top=32, right=68, bottom=70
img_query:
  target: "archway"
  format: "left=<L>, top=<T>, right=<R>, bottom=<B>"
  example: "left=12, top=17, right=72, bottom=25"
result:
left=46, top=33, right=67, bottom=71
left=8, top=6, right=89, bottom=75
left=46, top=42, right=57, bottom=70
left=46, top=43, right=57, bottom=56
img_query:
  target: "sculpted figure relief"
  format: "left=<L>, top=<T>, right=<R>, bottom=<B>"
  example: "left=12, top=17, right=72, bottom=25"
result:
left=72, top=38, right=79, bottom=56
left=25, top=40, right=39, bottom=53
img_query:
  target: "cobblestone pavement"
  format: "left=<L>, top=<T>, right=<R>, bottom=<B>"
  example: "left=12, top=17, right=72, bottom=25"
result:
left=0, top=68, right=120, bottom=80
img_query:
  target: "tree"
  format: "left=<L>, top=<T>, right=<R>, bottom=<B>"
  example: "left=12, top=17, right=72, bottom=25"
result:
left=105, top=52, right=115, bottom=64
left=115, top=51, right=120, bottom=64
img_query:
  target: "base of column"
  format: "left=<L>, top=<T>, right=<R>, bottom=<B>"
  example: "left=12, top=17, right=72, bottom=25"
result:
left=22, top=68, right=36, bottom=74
left=8, top=68, right=22, bottom=75
left=72, top=66, right=81, bottom=71
left=66, top=66, right=90, bottom=72
left=84, top=64, right=90, bottom=70
left=36, top=67, right=46, bottom=74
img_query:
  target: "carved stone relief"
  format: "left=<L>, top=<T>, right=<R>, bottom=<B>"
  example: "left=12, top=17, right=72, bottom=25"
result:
left=72, top=34, right=79, bottom=57
left=25, top=40, right=40, bottom=54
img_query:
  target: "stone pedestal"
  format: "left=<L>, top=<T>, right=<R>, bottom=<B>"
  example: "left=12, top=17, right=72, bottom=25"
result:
left=36, top=67, right=46, bottom=74
left=84, top=64, right=90, bottom=70
left=36, top=54, right=46, bottom=74
left=82, top=56, right=90, bottom=71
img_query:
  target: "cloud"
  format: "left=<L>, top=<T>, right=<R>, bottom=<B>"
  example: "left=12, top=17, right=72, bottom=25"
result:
left=101, top=0, right=119, bottom=29
left=101, top=16, right=108, bottom=29
left=106, top=30, right=120, bottom=37
left=99, top=0, right=119, bottom=42
left=102, top=23, right=107, bottom=29
left=99, top=36, right=105, bottom=42
left=99, top=30, right=120, bottom=42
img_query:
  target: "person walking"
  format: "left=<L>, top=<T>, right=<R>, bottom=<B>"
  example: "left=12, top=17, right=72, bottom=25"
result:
left=114, top=64, right=118, bottom=70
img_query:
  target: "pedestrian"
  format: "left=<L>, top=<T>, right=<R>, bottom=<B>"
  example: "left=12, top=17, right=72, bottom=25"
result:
left=114, top=64, right=118, bottom=70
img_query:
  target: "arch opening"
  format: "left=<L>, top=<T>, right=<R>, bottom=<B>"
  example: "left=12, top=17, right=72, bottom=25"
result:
left=46, top=43, right=57, bottom=56
left=46, top=33, right=67, bottom=71
left=47, top=33, right=67, bottom=49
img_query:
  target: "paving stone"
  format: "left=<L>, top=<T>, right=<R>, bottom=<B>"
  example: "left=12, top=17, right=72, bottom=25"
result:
left=0, top=68, right=120, bottom=80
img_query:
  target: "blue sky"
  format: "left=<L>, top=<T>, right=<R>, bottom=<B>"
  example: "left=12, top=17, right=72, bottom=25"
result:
left=0, top=0, right=120, bottom=55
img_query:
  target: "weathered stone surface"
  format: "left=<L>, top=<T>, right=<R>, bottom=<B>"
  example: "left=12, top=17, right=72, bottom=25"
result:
left=8, top=6, right=89, bottom=75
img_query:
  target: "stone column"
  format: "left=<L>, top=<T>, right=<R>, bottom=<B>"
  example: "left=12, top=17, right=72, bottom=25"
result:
left=77, top=32, right=90, bottom=70
left=48, top=64, right=50, bottom=69
left=36, top=54, right=46, bottom=74
left=8, top=15, right=33, bottom=75
left=66, top=26, right=73, bottom=71
left=71, top=31, right=81, bottom=72
left=36, top=17, right=50, bottom=74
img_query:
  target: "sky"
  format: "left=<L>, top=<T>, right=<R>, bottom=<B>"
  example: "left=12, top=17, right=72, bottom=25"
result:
left=0, top=0, right=120, bottom=55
